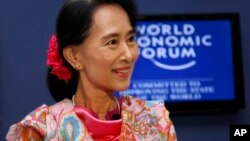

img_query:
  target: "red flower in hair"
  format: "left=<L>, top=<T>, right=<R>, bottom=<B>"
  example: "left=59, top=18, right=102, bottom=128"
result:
left=47, top=35, right=72, bottom=80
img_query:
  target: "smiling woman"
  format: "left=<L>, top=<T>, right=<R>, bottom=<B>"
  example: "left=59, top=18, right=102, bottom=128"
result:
left=6, top=0, right=177, bottom=140
left=68, top=4, right=138, bottom=93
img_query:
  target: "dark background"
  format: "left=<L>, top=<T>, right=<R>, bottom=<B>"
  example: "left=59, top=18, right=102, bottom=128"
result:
left=1, top=0, right=249, bottom=140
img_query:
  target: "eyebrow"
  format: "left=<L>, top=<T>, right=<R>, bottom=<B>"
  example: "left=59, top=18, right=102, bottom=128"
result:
left=127, top=29, right=136, bottom=36
left=101, top=29, right=135, bottom=41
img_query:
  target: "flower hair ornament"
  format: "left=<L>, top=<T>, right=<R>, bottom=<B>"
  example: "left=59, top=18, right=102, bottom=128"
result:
left=47, top=35, right=72, bottom=80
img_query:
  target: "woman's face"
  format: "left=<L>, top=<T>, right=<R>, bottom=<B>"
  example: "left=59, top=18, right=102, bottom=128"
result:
left=77, top=4, right=138, bottom=92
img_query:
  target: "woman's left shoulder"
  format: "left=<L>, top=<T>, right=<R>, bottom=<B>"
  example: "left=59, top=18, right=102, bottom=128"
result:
left=120, top=96, right=177, bottom=141
left=121, top=95, right=167, bottom=114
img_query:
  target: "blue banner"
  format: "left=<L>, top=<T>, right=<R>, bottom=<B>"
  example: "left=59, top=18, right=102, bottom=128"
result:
left=119, top=20, right=235, bottom=102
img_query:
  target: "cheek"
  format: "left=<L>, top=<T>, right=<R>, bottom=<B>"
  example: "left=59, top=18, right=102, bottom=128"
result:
left=85, top=49, right=115, bottom=64
left=87, top=53, right=116, bottom=73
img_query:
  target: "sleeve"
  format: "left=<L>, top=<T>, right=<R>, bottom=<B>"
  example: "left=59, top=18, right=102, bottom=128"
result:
left=6, top=105, right=49, bottom=141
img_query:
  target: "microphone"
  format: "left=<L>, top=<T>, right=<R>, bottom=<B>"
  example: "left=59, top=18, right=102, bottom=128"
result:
left=111, top=114, right=121, bottom=120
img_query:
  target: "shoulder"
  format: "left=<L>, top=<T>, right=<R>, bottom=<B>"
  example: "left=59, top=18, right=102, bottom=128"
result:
left=6, top=99, right=75, bottom=140
left=24, top=98, right=75, bottom=124
left=48, top=98, right=75, bottom=116
left=121, top=95, right=167, bottom=115
left=121, top=95, right=170, bottom=121
left=120, top=96, right=177, bottom=141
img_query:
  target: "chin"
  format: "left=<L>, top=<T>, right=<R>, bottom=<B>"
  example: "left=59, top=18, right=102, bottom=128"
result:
left=114, top=81, right=131, bottom=91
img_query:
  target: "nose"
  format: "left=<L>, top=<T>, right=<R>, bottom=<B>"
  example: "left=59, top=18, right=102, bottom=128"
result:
left=119, top=43, right=135, bottom=63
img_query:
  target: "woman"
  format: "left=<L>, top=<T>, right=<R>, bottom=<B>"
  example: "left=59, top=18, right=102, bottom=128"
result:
left=6, top=0, right=177, bottom=140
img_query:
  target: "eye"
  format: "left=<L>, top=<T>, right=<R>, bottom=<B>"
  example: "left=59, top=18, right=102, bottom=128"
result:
left=106, top=39, right=118, bottom=46
left=128, top=36, right=135, bottom=42
left=127, top=35, right=136, bottom=45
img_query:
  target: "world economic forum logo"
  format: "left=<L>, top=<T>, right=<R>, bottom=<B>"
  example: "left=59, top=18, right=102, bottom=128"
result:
left=136, top=23, right=212, bottom=70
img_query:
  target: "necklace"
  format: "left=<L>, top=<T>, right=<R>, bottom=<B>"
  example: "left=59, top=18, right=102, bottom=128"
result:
left=71, top=94, right=121, bottom=114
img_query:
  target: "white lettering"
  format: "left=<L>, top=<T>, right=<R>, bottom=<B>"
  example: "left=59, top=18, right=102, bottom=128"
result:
left=136, top=25, right=146, bottom=35
left=162, top=24, right=171, bottom=35
left=137, top=24, right=195, bottom=36
left=165, top=36, right=179, bottom=47
left=139, top=47, right=196, bottom=59
left=173, top=24, right=182, bottom=35
left=137, top=35, right=212, bottom=47
left=157, top=47, right=167, bottom=58
left=141, top=48, right=155, bottom=59
left=179, top=36, right=194, bottom=46
left=183, top=24, right=195, bottom=35
left=147, top=24, right=161, bottom=36
left=202, top=35, right=212, bottom=46
left=241, top=129, right=247, bottom=135
left=169, top=48, right=180, bottom=59
left=234, top=129, right=247, bottom=136
left=137, top=36, right=151, bottom=48
left=152, top=36, right=164, bottom=47
left=181, top=48, right=196, bottom=58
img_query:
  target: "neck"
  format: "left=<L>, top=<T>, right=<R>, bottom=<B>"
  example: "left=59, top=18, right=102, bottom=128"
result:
left=73, top=78, right=118, bottom=120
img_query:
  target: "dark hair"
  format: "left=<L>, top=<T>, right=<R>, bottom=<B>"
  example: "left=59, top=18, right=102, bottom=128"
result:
left=47, top=0, right=138, bottom=102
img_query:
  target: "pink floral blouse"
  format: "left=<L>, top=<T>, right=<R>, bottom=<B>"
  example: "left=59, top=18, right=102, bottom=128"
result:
left=6, top=96, right=177, bottom=141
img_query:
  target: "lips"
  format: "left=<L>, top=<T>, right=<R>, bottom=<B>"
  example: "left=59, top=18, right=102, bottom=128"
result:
left=112, top=66, right=131, bottom=78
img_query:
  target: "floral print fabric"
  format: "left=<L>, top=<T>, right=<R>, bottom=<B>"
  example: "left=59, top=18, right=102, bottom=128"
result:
left=6, top=96, right=177, bottom=141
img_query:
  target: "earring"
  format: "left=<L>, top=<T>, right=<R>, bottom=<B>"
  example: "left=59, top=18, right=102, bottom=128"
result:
left=76, top=65, right=82, bottom=70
